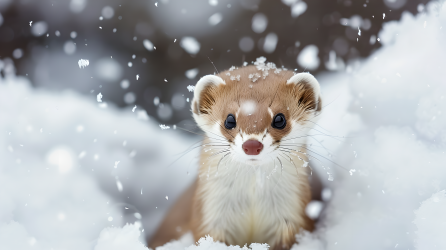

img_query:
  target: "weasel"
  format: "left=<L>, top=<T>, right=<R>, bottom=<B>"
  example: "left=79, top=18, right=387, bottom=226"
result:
left=149, top=58, right=321, bottom=249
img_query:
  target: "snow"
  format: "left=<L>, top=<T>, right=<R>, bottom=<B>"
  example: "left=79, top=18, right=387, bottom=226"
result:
left=64, top=41, right=77, bottom=55
left=187, top=85, right=195, bottom=92
left=305, top=201, right=323, bottom=220
left=413, top=191, right=446, bottom=249
left=69, top=0, right=87, bottom=13
left=281, top=0, right=307, bottom=18
left=94, top=223, right=148, bottom=250
left=180, top=37, right=201, bottom=55
left=251, top=13, right=268, bottom=33
left=2, top=2, right=446, bottom=249
left=240, top=100, right=257, bottom=115
left=290, top=2, right=307, bottom=18
left=209, top=0, right=218, bottom=6
left=143, top=39, right=155, bottom=51
left=121, top=79, right=130, bottom=89
left=297, top=45, right=319, bottom=70
left=161, top=235, right=269, bottom=250
left=263, top=32, right=278, bottom=53
left=185, top=68, right=199, bottom=79
left=31, top=21, right=48, bottom=37
left=95, top=58, right=123, bottom=81
left=159, top=124, right=170, bottom=130
left=0, top=58, right=197, bottom=249
left=124, top=92, right=136, bottom=104
left=97, top=92, right=103, bottom=102
left=208, top=13, right=223, bottom=26
left=290, top=3, right=446, bottom=249
left=78, top=59, right=90, bottom=69
left=101, top=6, right=114, bottom=19
left=12, top=48, right=24, bottom=59
left=239, top=36, right=255, bottom=52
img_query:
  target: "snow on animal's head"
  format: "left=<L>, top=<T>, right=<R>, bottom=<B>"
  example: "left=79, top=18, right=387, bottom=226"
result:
left=191, top=65, right=321, bottom=165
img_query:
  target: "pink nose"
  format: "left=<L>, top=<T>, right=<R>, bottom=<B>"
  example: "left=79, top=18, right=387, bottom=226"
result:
left=242, top=140, right=263, bottom=155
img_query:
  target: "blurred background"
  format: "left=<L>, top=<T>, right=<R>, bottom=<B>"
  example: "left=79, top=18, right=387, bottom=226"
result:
left=0, top=0, right=430, bottom=126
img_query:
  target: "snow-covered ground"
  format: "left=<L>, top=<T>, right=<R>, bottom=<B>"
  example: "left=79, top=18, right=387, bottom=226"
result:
left=0, top=59, right=198, bottom=249
left=2, top=1, right=446, bottom=250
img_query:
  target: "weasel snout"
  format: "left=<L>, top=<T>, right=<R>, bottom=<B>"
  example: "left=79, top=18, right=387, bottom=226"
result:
left=242, top=140, right=263, bottom=155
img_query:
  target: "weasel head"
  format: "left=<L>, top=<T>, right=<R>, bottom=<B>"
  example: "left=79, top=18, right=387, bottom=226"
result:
left=191, top=65, right=321, bottom=166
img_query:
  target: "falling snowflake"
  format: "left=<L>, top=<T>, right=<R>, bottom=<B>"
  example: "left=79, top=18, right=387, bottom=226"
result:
left=78, top=59, right=89, bottom=69
left=187, top=85, right=195, bottom=92
left=132, top=105, right=137, bottom=112
left=159, top=124, right=170, bottom=130
left=116, top=180, right=123, bottom=192
left=97, top=93, right=103, bottom=102
left=349, top=169, right=356, bottom=176
left=114, top=161, right=120, bottom=169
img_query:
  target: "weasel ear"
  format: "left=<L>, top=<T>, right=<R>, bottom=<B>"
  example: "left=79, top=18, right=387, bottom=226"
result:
left=286, top=72, right=322, bottom=112
left=191, top=75, right=226, bottom=115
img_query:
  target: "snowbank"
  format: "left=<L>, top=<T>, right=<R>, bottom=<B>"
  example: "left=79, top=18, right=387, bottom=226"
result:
left=0, top=58, right=197, bottom=249
left=293, top=2, right=446, bottom=249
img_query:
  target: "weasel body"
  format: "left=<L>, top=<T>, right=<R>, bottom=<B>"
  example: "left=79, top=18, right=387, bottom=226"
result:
left=150, top=58, right=321, bottom=249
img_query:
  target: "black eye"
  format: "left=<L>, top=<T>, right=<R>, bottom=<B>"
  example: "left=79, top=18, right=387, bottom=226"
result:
left=272, top=113, right=286, bottom=129
left=224, top=114, right=236, bottom=129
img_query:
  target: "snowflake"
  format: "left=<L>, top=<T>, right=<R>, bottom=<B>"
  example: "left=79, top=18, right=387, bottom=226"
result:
left=78, top=59, right=89, bottom=69
left=248, top=73, right=260, bottom=83
left=229, top=66, right=236, bottom=71
left=187, top=85, right=195, bottom=92
left=159, top=124, right=170, bottom=130
left=97, top=93, right=103, bottom=102
left=230, top=75, right=241, bottom=81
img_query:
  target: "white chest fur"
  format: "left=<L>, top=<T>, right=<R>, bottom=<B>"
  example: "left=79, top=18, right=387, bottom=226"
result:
left=197, top=156, right=310, bottom=247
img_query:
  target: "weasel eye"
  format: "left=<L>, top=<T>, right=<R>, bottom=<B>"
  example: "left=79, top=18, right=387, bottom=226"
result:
left=272, top=113, right=286, bottom=129
left=224, top=114, right=236, bottom=129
